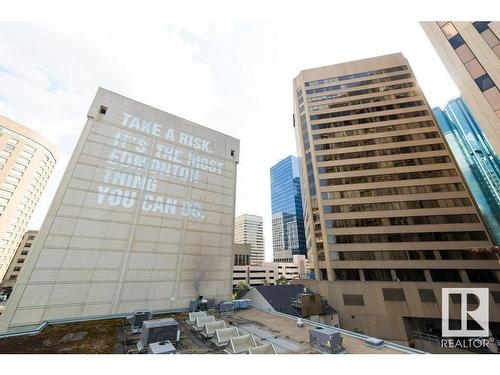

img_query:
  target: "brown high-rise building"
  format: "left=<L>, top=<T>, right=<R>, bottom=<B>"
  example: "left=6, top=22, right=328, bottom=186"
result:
left=293, top=53, right=500, bottom=342
left=421, top=22, right=500, bottom=156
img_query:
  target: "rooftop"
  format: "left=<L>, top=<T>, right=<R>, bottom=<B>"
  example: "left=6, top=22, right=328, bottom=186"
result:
left=0, top=308, right=421, bottom=354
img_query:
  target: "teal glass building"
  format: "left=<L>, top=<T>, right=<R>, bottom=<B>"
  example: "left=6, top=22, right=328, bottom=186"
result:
left=433, top=97, right=500, bottom=244
left=270, top=155, right=307, bottom=256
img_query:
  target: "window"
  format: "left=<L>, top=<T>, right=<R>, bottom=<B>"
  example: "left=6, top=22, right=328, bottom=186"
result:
left=465, top=58, right=486, bottom=79
left=448, top=34, right=465, bottom=49
left=364, top=269, right=393, bottom=281
left=382, top=288, right=406, bottom=301
left=430, top=269, right=462, bottom=282
left=472, top=21, right=491, bottom=33
left=395, top=269, right=426, bottom=282
left=99, top=105, right=108, bottom=115
left=466, top=269, right=498, bottom=283
left=419, top=289, right=437, bottom=303
left=334, top=269, right=360, bottom=281
left=343, top=294, right=365, bottom=306
left=474, top=74, right=495, bottom=92
left=9, top=275, right=17, bottom=281
left=17, top=258, right=25, bottom=263
left=21, top=251, right=28, bottom=255
left=441, top=22, right=458, bottom=39
left=13, top=266, right=21, bottom=272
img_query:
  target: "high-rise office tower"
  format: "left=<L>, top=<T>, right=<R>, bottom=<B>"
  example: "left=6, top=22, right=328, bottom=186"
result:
left=421, top=22, right=500, bottom=156
left=293, top=53, right=499, bottom=341
left=234, top=214, right=264, bottom=265
left=433, top=97, right=500, bottom=244
left=270, top=156, right=306, bottom=262
left=0, top=116, right=57, bottom=282
left=0, top=88, right=239, bottom=332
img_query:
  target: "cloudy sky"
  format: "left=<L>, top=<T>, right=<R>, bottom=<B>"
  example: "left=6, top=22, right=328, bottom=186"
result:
left=0, top=21, right=460, bottom=261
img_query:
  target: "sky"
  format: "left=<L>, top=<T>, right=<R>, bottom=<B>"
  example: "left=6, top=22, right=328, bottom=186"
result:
left=0, top=21, right=460, bottom=261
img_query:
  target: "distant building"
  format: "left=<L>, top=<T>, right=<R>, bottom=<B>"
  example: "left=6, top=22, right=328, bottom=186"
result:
left=233, top=243, right=251, bottom=266
left=0, top=230, right=38, bottom=295
left=0, top=116, right=57, bottom=282
left=270, top=156, right=306, bottom=261
left=421, top=22, right=500, bottom=156
left=234, top=214, right=264, bottom=265
left=232, top=255, right=307, bottom=288
left=433, top=97, right=500, bottom=244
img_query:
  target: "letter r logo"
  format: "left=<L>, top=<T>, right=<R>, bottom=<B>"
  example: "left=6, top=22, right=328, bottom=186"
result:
left=442, top=288, right=489, bottom=337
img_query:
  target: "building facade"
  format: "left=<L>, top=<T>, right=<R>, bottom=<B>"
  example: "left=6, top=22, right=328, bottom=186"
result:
left=293, top=53, right=500, bottom=341
left=233, top=243, right=251, bottom=266
left=0, top=230, right=38, bottom=294
left=232, top=255, right=307, bottom=288
left=421, top=22, right=500, bottom=156
left=234, top=214, right=264, bottom=265
left=0, top=88, right=240, bottom=332
left=0, top=116, right=57, bottom=282
left=270, top=156, right=307, bottom=261
left=433, top=97, right=500, bottom=244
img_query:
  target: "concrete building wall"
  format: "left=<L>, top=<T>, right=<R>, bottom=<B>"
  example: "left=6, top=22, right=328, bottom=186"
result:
left=421, top=22, right=500, bottom=156
left=0, top=88, right=239, bottom=332
left=0, top=116, right=57, bottom=281
left=1, top=230, right=38, bottom=291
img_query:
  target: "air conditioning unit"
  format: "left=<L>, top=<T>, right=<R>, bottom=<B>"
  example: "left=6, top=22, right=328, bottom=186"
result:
left=309, top=327, right=345, bottom=354
left=129, top=310, right=153, bottom=333
left=140, top=318, right=179, bottom=347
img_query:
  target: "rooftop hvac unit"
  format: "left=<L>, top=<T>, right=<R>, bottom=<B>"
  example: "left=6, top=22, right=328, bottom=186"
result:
left=129, top=310, right=153, bottom=333
left=189, top=299, right=199, bottom=312
left=148, top=340, right=177, bottom=354
left=218, top=301, right=234, bottom=314
left=309, top=327, right=345, bottom=354
left=140, top=318, right=179, bottom=347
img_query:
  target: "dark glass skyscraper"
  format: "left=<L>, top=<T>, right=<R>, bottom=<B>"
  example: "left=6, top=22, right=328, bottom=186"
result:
left=433, top=97, right=500, bottom=244
left=270, top=155, right=306, bottom=260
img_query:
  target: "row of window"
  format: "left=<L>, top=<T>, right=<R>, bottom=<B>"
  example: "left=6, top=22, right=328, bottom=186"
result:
left=306, top=82, right=415, bottom=104
left=317, top=143, right=445, bottom=162
left=319, top=168, right=458, bottom=186
left=324, top=197, right=471, bottom=214
left=321, top=182, right=464, bottom=200
left=318, top=156, right=451, bottom=174
left=308, top=90, right=420, bottom=112
left=311, top=110, right=430, bottom=130
left=304, top=65, right=408, bottom=87
left=313, top=120, right=435, bottom=140
left=310, top=100, right=424, bottom=121
left=335, top=268, right=497, bottom=283
left=306, top=73, right=412, bottom=95
left=315, top=131, right=439, bottom=150
left=331, top=249, right=498, bottom=261
left=326, top=214, right=479, bottom=228
left=328, top=231, right=488, bottom=244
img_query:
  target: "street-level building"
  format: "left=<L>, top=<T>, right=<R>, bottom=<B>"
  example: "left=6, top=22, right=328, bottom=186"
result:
left=293, top=52, right=500, bottom=342
left=0, top=88, right=240, bottom=333
left=0, top=116, right=57, bottom=282
left=421, top=21, right=500, bottom=156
